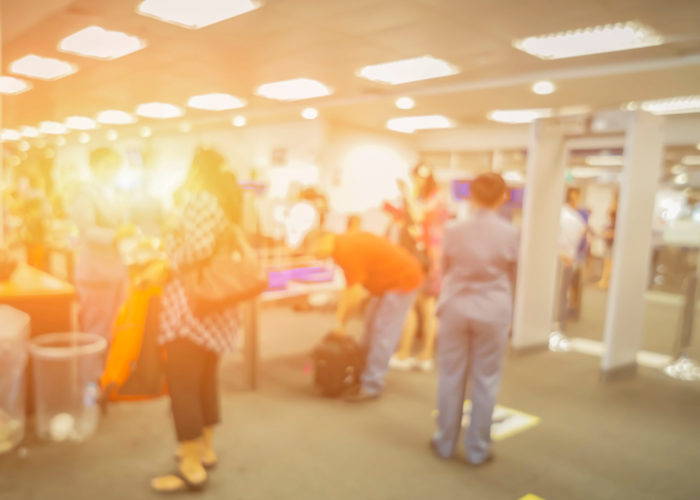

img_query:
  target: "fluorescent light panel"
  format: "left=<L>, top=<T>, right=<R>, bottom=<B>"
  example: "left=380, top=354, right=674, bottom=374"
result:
left=585, top=155, right=624, bottom=167
left=136, top=102, right=184, bottom=119
left=10, top=54, right=77, bottom=80
left=571, top=167, right=605, bottom=179
left=256, top=78, right=332, bottom=101
left=631, top=95, right=700, bottom=115
left=682, top=155, right=700, bottom=166
left=187, top=93, right=246, bottom=111
left=514, top=21, right=664, bottom=60
left=65, top=116, right=97, bottom=130
left=20, top=126, right=39, bottom=138
left=39, top=121, right=67, bottom=135
left=59, top=26, right=146, bottom=60
left=487, top=109, right=552, bottom=124
left=97, top=110, right=136, bottom=125
left=386, top=115, right=455, bottom=134
left=0, top=76, right=31, bottom=94
left=1, top=129, right=21, bottom=141
left=359, top=56, right=458, bottom=85
left=137, top=0, right=262, bottom=29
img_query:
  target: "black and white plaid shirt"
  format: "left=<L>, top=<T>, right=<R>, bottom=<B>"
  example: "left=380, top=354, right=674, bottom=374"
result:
left=159, top=191, right=239, bottom=354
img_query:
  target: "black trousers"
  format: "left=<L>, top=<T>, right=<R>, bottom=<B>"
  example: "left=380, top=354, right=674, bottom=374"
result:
left=165, top=338, right=221, bottom=442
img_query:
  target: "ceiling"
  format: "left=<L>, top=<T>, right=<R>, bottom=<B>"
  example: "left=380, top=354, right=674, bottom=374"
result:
left=2, top=0, right=700, bottom=134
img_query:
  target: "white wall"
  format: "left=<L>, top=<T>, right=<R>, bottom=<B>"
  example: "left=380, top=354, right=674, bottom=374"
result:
left=319, top=125, right=419, bottom=216
left=417, top=124, right=529, bottom=151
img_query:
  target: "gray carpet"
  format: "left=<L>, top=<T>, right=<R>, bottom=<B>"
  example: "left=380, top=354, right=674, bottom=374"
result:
left=2, top=309, right=700, bottom=500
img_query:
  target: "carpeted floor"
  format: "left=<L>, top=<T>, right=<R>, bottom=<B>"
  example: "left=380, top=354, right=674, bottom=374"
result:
left=568, top=286, right=700, bottom=360
left=2, top=309, right=700, bottom=500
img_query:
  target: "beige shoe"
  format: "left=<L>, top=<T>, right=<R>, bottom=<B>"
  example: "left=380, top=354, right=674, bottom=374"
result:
left=417, top=359, right=435, bottom=372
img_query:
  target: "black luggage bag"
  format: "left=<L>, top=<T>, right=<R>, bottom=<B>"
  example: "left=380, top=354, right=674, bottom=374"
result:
left=312, top=333, right=366, bottom=398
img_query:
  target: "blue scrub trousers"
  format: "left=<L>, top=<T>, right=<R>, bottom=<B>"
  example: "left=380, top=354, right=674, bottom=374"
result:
left=361, top=290, right=417, bottom=395
left=433, top=306, right=509, bottom=464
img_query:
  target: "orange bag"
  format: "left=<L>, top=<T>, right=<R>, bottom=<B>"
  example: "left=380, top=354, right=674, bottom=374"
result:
left=100, top=282, right=167, bottom=403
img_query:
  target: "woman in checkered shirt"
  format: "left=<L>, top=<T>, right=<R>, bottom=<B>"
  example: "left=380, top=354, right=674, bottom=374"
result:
left=152, top=148, right=243, bottom=493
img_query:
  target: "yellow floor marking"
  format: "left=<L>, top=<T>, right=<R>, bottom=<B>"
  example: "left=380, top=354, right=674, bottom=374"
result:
left=518, top=495, right=546, bottom=500
left=432, top=400, right=541, bottom=441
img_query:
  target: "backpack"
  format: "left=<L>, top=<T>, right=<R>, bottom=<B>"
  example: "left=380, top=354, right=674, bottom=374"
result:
left=311, top=334, right=366, bottom=398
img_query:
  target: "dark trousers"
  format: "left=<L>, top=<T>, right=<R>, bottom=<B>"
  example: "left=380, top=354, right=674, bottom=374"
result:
left=165, top=338, right=221, bottom=442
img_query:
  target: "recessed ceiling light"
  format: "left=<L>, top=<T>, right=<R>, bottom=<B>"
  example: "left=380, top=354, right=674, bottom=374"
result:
left=136, top=0, right=262, bottom=29
left=107, top=129, right=118, bottom=141
left=532, top=80, right=555, bottom=95
left=136, top=102, right=184, bottom=119
left=359, top=56, right=459, bottom=85
left=59, top=26, right=146, bottom=60
left=585, top=155, right=624, bottom=167
left=65, top=116, right=97, bottom=130
left=20, top=126, right=39, bottom=138
left=682, top=155, right=700, bottom=166
left=97, top=110, right=136, bottom=125
left=255, top=78, right=332, bottom=101
left=395, top=97, right=415, bottom=110
left=0, top=76, right=31, bottom=95
left=187, top=93, right=247, bottom=111
left=301, top=107, right=319, bottom=120
left=232, top=115, right=247, bottom=127
left=514, top=21, right=664, bottom=60
left=18, top=140, right=30, bottom=152
left=78, top=132, right=90, bottom=144
left=487, top=109, right=552, bottom=124
left=674, top=173, right=689, bottom=185
left=629, top=95, right=700, bottom=115
left=386, top=115, right=455, bottom=133
left=39, top=121, right=67, bottom=135
left=10, top=54, right=77, bottom=80
left=56, top=136, right=67, bottom=147
left=140, top=126, right=152, bottom=138
left=1, top=129, right=21, bottom=141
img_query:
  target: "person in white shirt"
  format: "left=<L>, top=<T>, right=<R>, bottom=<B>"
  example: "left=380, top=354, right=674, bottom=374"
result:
left=555, top=187, right=586, bottom=335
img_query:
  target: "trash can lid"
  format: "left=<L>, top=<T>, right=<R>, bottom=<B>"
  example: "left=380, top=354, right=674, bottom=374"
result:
left=0, top=305, right=30, bottom=342
left=29, top=332, right=106, bottom=359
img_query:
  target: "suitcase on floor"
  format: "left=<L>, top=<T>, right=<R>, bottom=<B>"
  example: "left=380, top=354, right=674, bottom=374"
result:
left=311, top=333, right=366, bottom=398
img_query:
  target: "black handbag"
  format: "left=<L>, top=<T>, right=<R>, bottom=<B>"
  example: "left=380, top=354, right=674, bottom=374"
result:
left=181, top=225, right=269, bottom=316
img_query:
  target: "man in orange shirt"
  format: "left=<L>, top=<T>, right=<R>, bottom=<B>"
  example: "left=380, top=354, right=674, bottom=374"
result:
left=308, top=230, right=423, bottom=401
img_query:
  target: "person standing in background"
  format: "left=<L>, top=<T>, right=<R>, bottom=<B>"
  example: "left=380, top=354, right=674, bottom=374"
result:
left=596, top=201, right=617, bottom=290
left=432, top=173, right=518, bottom=465
left=551, top=187, right=586, bottom=347
left=391, top=162, right=448, bottom=372
left=69, top=147, right=130, bottom=344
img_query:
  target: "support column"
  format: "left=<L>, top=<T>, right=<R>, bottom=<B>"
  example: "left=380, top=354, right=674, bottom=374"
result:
left=512, top=119, right=569, bottom=350
left=601, top=111, right=664, bottom=378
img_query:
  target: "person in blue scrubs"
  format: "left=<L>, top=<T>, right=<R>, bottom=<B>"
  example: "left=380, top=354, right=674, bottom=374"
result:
left=431, top=173, right=519, bottom=465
